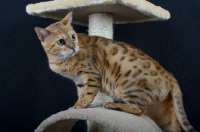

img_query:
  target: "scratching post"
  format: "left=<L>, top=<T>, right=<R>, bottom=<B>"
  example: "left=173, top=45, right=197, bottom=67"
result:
left=89, top=13, right=113, bottom=39
left=88, top=13, right=114, bottom=132
left=26, top=0, right=170, bottom=132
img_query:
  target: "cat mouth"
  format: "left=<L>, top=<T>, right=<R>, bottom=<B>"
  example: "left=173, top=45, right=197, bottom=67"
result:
left=70, top=46, right=79, bottom=53
left=74, top=46, right=79, bottom=53
left=59, top=46, right=79, bottom=60
left=71, top=48, right=75, bottom=53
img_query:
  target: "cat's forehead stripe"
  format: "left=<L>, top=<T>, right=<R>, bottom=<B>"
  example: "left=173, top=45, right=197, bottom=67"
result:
left=48, top=22, right=68, bottom=36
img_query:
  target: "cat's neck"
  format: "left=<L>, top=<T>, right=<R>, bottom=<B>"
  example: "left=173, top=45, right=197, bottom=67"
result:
left=77, top=33, right=105, bottom=73
left=77, top=33, right=98, bottom=47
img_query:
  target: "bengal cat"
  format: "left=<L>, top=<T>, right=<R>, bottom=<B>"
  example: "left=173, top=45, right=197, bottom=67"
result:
left=34, top=11, right=196, bottom=132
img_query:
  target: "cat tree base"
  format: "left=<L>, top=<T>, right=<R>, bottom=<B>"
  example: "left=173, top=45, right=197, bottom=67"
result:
left=35, top=107, right=162, bottom=132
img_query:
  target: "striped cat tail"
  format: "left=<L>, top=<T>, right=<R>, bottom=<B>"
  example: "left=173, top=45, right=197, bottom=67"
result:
left=171, top=83, right=197, bottom=132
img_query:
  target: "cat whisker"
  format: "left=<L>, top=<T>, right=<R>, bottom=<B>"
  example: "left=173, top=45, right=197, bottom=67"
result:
left=79, top=48, right=88, bottom=54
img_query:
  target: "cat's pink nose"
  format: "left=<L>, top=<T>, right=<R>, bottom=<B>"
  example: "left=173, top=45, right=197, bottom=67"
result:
left=71, top=47, right=75, bottom=52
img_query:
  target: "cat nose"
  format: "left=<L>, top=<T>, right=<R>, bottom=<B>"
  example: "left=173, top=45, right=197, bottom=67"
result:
left=68, top=42, right=75, bottom=52
left=71, top=47, right=75, bottom=52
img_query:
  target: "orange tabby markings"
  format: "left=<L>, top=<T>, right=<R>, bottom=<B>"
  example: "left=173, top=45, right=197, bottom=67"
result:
left=143, top=61, right=151, bottom=68
left=150, top=70, right=158, bottom=76
left=34, top=11, right=196, bottom=132
left=110, top=47, right=118, bottom=55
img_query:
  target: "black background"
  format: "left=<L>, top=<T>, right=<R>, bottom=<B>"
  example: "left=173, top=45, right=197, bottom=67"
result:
left=0, top=0, right=200, bottom=131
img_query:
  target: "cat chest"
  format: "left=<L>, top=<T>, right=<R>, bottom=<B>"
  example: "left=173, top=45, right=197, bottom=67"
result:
left=60, top=72, right=84, bottom=84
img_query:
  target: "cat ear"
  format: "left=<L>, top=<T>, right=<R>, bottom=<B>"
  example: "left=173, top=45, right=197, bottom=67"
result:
left=61, top=11, right=73, bottom=26
left=34, top=27, right=49, bottom=42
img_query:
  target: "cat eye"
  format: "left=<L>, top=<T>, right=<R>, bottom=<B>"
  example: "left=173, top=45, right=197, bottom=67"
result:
left=56, top=39, right=66, bottom=46
left=72, top=34, right=76, bottom=41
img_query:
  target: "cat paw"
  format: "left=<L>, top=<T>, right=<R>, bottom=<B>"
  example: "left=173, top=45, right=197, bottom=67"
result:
left=103, top=102, right=116, bottom=109
left=87, top=103, right=104, bottom=108
left=69, top=104, right=85, bottom=109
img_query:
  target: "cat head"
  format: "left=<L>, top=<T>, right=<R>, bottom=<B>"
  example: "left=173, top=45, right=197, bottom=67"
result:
left=34, top=11, right=79, bottom=60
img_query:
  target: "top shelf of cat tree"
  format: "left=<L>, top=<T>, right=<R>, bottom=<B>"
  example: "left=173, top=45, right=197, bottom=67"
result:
left=26, top=0, right=170, bottom=26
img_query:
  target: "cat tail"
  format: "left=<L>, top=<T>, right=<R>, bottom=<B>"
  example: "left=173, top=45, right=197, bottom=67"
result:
left=171, top=83, right=197, bottom=132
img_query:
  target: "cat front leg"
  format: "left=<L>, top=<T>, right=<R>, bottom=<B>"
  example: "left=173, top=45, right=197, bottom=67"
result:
left=71, top=78, right=101, bottom=109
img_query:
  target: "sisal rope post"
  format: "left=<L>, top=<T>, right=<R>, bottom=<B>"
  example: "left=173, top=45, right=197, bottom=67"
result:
left=89, top=13, right=113, bottom=39
left=87, top=13, right=114, bottom=132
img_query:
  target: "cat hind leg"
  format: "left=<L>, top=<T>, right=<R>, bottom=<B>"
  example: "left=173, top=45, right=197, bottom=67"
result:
left=103, top=102, right=146, bottom=115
